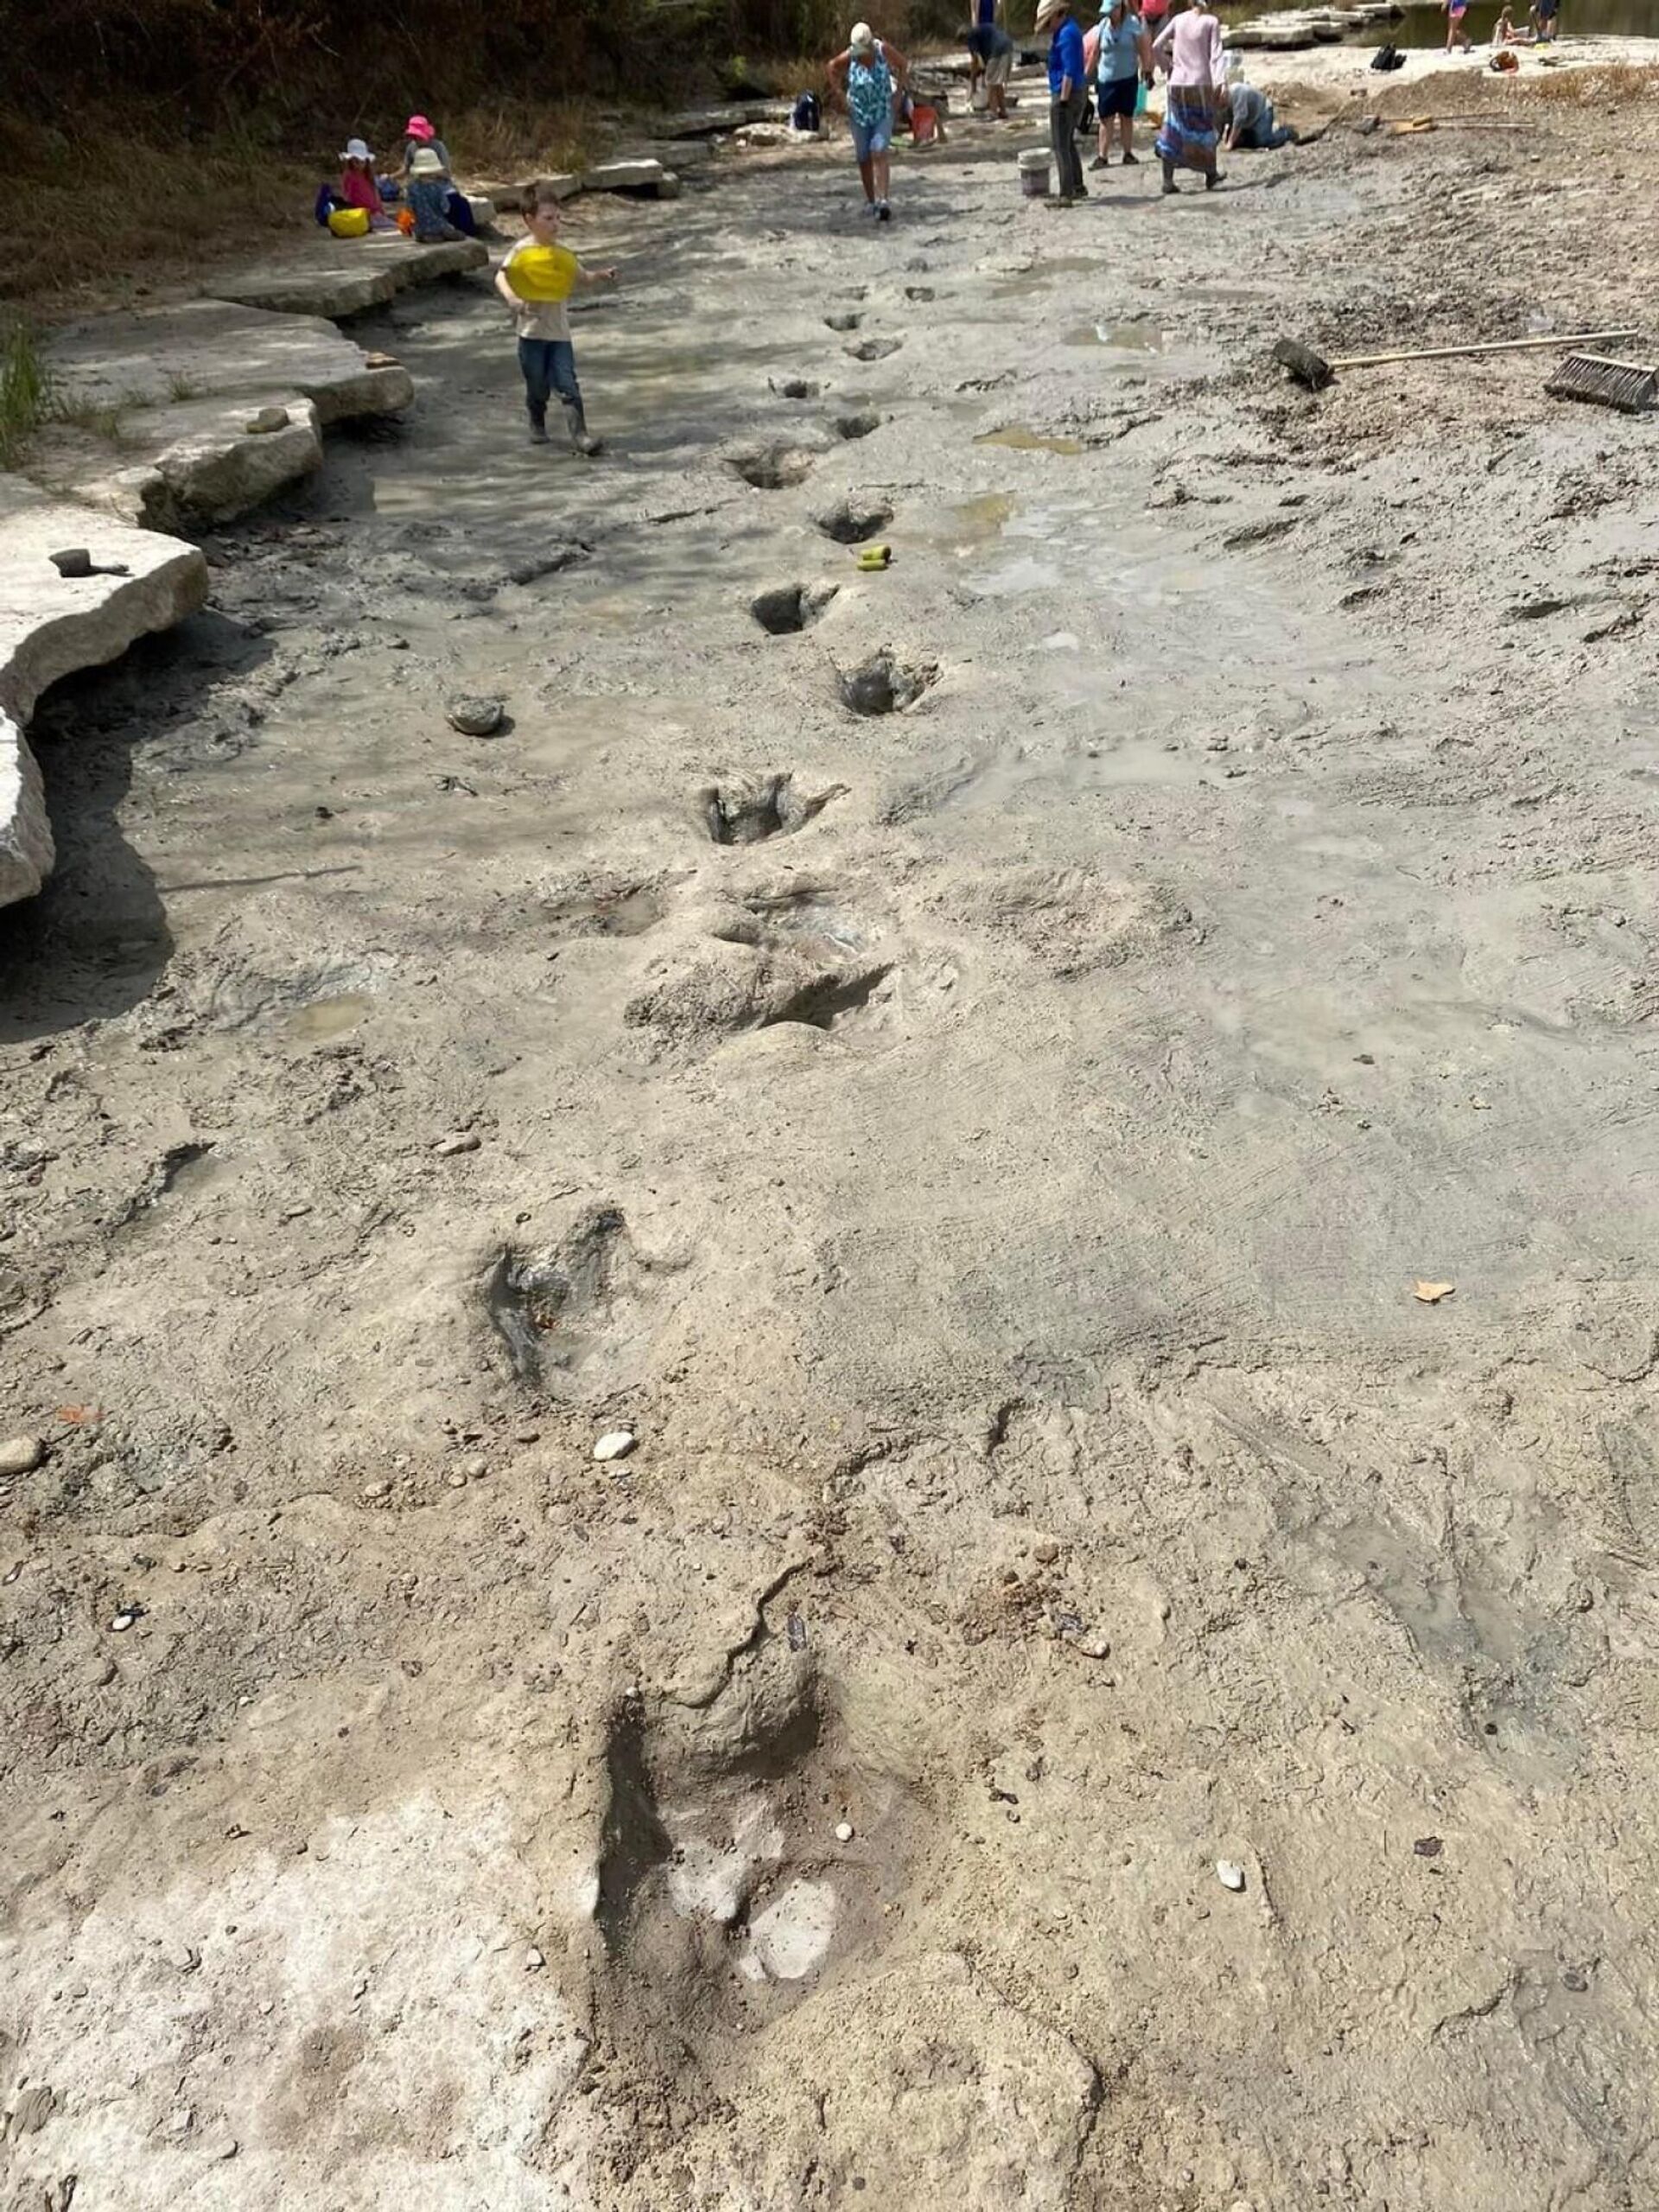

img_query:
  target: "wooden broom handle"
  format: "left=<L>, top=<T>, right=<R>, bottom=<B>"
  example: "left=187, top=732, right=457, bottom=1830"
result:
left=1332, top=330, right=1642, bottom=372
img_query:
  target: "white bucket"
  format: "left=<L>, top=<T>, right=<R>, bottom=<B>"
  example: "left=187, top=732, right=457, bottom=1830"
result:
left=1018, top=148, right=1051, bottom=197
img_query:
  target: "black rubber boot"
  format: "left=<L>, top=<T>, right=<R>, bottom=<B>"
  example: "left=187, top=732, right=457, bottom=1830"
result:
left=563, top=399, right=601, bottom=457
left=1160, top=156, right=1177, bottom=194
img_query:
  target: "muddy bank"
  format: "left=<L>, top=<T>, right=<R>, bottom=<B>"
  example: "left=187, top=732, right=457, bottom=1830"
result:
left=4, top=86, right=1659, bottom=2210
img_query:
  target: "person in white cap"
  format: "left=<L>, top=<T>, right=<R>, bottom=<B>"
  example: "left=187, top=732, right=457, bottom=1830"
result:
left=336, top=139, right=395, bottom=230
left=827, top=22, right=911, bottom=220
left=1037, top=0, right=1088, bottom=202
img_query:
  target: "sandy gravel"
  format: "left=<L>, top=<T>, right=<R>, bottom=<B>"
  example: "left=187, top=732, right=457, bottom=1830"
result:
left=4, top=60, right=1659, bottom=2209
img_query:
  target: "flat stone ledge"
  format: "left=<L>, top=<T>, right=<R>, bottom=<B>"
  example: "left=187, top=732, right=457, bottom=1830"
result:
left=0, top=479, right=207, bottom=906
left=40, top=304, right=414, bottom=528
left=210, top=234, right=489, bottom=321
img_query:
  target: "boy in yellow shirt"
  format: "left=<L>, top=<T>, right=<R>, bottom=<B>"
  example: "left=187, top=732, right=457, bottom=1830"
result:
left=494, top=194, right=617, bottom=454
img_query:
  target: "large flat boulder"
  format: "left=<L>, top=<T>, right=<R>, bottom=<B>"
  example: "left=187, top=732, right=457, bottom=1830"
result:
left=471, top=174, right=580, bottom=213
left=40, top=304, right=415, bottom=528
left=211, top=234, right=488, bottom=321
left=0, top=479, right=207, bottom=906
left=659, top=101, right=793, bottom=137
left=580, top=158, right=682, bottom=198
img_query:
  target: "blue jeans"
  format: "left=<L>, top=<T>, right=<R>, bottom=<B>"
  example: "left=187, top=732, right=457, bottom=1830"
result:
left=518, top=338, right=582, bottom=427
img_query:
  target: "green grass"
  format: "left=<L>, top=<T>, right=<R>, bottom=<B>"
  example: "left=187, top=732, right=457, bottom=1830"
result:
left=0, top=317, right=53, bottom=468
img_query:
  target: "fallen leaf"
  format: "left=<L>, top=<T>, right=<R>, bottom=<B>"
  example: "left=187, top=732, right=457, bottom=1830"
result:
left=1414, top=1281, right=1456, bottom=1305
left=55, top=1404, right=104, bottom=1425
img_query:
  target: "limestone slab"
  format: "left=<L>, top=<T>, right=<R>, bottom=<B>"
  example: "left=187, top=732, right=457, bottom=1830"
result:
left=210, top=235, right=488, bottom=321
left=41, top=305, right=415, bottom=528
left=580, top=159, right=681, bottom=198
left=0, top=479, right=207, bottom=906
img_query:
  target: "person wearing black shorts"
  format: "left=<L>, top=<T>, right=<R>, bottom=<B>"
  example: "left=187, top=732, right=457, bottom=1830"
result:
left=1092, top=0, right=1152, bottom=168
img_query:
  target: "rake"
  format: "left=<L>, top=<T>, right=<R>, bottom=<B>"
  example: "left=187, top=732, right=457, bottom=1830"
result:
left=1273, top=328, right=1643, bottom=392
left=1545, top=353, right=1658, bottom=415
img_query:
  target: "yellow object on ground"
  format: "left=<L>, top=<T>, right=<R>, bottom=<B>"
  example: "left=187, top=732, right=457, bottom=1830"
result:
left=327, top=207, right=371, bottom=238
left=855, top=543, right=893, bottom=569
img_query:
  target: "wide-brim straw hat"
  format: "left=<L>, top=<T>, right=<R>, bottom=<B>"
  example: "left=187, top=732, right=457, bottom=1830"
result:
left=849, top=21, right=875, bottom=51
left=340, top=137, right=373, bottom=162
left=404, top=114, right=435, bottom=140
left=1034, top=0, right=1069, bottom=29
left=408, top=147, right=447, bottom=177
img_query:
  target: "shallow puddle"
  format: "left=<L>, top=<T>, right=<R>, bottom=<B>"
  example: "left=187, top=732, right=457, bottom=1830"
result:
left=975, top=425, right=1084, bottom=457
left=1064, top=319, right=1165, bottom=351
left=286, top=994, right=371, bottom=1041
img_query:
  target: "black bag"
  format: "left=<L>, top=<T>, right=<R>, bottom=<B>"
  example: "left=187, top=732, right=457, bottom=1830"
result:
left=1370, top=41, right=1406, bottom=70
left=791, top=91, right=822, bottom=132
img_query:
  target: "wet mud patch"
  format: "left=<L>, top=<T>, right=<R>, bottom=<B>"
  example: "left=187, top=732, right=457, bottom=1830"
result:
left=749, top=582, right=838, bottom=636
left=728, top=444, right=817, bottom=491
left=485, top=1206, right=675, bottom=1398
left=701, top=774, right=843, bottom=845
left=542, top=872, right=674, bottom=939
left=815, top=494, right=893, bottom=545
left=837, top=652, right=938, bottom=717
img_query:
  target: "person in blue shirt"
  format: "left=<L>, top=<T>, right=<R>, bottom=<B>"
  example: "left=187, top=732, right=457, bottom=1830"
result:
left=1091, top=0, right=1152, bottom=169
left=1038, top=0, right=1088, bottom=202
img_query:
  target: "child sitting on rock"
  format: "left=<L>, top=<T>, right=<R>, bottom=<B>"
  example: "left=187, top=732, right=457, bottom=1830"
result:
left=338, top=140, right=397, bottom=230
left=493, top=192, right=616, bottom=455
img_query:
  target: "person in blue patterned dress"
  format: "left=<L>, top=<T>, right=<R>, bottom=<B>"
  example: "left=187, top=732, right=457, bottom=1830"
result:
left=827, top=22, right=911, bottom=222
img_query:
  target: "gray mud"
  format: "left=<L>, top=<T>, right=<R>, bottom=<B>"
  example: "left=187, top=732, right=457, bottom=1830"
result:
left=4, top=99, right=1659, bottom=2211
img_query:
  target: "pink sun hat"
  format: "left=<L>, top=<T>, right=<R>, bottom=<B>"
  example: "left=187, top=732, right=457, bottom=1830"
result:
left=404, top=114, right=435, bottom=141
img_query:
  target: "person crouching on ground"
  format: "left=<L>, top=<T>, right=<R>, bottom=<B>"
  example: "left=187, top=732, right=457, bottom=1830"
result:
left=1092, top=0, right=1152, bottom=168
left=1039, top=0, right=1089, bottom=203
left=827, top=23, right=909, bottom=221
left=966, top=15, right=1015, bottom=119
left=1220, top=56, right=1296, bottom=151
left=1153, top=0, right=1226, bottom=193
left=338, top=140, right=397, bottom=230
left=495, top=193, right=616, bottom=454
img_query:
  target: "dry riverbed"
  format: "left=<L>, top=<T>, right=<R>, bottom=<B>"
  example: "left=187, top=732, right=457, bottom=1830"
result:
left=4, top=70, right=1659, bottom=2211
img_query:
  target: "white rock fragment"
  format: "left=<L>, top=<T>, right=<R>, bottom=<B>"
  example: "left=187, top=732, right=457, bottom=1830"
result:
left=1217, top=1859, right=1247, bottom=1892
left=524, top=1946, right=545, bottom=1971
left=834, top=1821, right=855, bottom=1844
left=111, top=1611, right=137, bottom=1633
left=747, top=1879, right=836, bottom=1981
left=594, top=1430, right=637, bottom=1463
left=0, top=1434, right=45, bottom=1478
left=434, top=1130, right=481, bottom=1155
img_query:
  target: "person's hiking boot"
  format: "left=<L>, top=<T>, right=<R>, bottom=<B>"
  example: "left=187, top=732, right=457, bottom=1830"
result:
left=1122, top=149, right=1139, bottom=163
left=1089, top=154, right=1109, bottom=169
left=527, top=415, right=549, bottom=446
left=1160, top=156, right=1178, bottom=194
left=876, top=199, right=893, bottom=222
left=1205, top=168, right=1226, bottom=190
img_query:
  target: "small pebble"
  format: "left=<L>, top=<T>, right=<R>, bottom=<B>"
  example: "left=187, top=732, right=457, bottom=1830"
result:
left=362, top=1480, right=391, bottom=1502
left=525, top=1946, right=545, bottom=1971
left=447, top=1471, right=468, bottom=1490
left=835, top=1821, right=855, bottom=1844
left=1216, top=1859, right=1247, bottom=1892
left=111, top=1611, right=137, bottom=1633
left=1033, top=1540, right=1059, bottom=1565
left=203, top=2132, right=238, bottom=2160
left=448, top=695, right=505, bottom=737
left=594, top=1430, right=637, bottom=1463
left=461, top=1454, right=488, bottom=1480
left=434, top=1131, right=480, bottom=1156
left=0, top=1434, right=45, bottom=1478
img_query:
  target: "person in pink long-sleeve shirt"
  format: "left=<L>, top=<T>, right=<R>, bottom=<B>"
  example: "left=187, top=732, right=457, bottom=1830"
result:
left=1152, top=0, right=1225, bottom=192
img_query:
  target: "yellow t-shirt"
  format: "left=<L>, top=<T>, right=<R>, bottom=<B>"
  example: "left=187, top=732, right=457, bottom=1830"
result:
left=502, top=238, right=582, bottom=339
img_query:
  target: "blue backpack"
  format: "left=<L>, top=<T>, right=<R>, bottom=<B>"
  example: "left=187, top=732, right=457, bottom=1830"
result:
left=791, top=91, right=822, bottom=133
